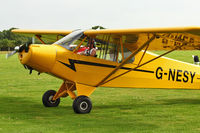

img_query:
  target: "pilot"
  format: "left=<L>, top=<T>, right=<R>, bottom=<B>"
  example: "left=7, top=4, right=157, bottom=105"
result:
left=76, top=38, right=96, bottom=57
left=88, top=39, right=96, bottom=57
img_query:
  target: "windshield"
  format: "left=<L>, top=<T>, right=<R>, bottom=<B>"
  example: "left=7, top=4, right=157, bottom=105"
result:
left=54, top=29, right=134, bottom=64
left=54, top=29, right=84, bottom=50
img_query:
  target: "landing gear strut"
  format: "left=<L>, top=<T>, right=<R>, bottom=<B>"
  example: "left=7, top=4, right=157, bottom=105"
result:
left=42, top=81, right=96, bottom=114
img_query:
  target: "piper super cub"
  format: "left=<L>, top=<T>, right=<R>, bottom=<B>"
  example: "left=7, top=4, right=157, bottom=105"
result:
left=7, top=26, right=200, bottom=113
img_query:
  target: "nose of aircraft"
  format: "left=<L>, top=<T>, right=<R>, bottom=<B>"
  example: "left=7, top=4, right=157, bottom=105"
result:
left=18, top=44, right=31, bottom=65
left=18, top=44, right=57, bottom=73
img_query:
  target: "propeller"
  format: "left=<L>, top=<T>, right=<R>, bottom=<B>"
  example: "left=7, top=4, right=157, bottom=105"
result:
left=6, top=43, right=30, bottom=59
left=6, top=46, right=20, bottom=58
left=6, top=43, right=37, bottom=75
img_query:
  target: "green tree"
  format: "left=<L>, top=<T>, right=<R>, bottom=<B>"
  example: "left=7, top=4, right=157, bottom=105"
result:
left=0, top=28, right=31, bottom=50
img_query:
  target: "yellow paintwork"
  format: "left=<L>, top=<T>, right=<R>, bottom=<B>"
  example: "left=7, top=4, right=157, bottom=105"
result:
left=105, top=51, right=200, bottom=89
left=52, top=81, right=76, bottom=100
left=13, top=27, right=200, bottom=99
left=76, top=83, right=96, bottom=97
left=19, top=44, right=57, bottom=73
left=12, top=26, right=200, bottom=35
left=18, top=43, right=200, bottom=90
left=13, top=27, right=200, bottom=50
left=12, top=29, right=72, bottom=35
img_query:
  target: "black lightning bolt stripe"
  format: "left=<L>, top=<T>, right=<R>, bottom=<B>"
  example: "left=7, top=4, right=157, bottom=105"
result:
left=58, top=59, right=154, bottom=73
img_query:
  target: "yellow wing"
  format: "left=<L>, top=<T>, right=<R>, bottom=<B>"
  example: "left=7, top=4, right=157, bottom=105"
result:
left=12, top=29, right=73, bottom=43
left=84, top=27, right=200, bottom=50
left=12, top=27, right=200, bottom=50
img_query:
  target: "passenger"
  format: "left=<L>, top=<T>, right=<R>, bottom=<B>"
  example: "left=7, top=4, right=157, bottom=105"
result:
left=76, top=46, right=89, bottom=55
left=76, top=38, right=96, bottom=57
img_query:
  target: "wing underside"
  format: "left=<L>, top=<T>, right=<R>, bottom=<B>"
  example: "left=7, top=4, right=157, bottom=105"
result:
left=12, top=29, right=73, bottom=43
left=84, top=27, right=200, bottom=51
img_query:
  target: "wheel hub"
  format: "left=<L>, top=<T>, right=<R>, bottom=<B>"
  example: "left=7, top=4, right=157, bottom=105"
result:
left=80, top=101, right=88, bottom=110
left=49, top=95, right=56, bottom=104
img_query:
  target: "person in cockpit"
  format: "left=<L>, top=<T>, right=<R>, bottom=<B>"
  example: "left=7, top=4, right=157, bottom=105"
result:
left=77, top=38, right=96, bottom=57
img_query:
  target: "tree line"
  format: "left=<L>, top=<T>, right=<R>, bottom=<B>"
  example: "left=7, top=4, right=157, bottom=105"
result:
left=0, top=26, right=106, bottom=51
left=0, top=28, right=32, bottom=51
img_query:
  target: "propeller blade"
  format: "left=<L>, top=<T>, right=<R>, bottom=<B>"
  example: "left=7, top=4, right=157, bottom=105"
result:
left=6, top=51, right=17, bottom=59
left=5, top=46, right=20, bottom=59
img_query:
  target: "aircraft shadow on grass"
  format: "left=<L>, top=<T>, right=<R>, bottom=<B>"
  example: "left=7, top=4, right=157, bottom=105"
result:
left=1, top=96, right=200, bottom=116
left=0, top=96, right=160, bottom=131
left=158, top=98, right=200, bottom=105
left=0, top=96, right=138, bottom=111
left=0, top=96, right=73, bottom=117
left=95, top=98, right=200, bottom=109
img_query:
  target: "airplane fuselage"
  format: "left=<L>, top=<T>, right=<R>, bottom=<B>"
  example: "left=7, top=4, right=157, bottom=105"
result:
left=19, top=44, right=200, bottom=90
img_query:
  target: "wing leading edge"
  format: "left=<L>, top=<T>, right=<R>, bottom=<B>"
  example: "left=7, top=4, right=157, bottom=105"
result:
left=12, top=27, right=200, bottom=50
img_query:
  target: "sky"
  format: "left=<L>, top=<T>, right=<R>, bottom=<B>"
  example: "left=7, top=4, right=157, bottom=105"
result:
left=1, top=0, right=200, bottom=31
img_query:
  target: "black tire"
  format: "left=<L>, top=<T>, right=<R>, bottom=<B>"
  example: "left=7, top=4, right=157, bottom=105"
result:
left=42, top=90, right=60, bottom=107
left=73, top=96, right=92, bottom=114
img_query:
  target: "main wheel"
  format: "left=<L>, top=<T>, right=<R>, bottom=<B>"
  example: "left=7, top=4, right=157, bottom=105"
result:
left=42, top=90, right=60, bottom=107
left=73, top=96, right=92, bottom=114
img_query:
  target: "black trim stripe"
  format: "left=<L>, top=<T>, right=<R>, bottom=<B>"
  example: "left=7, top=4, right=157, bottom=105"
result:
left=58, top=59, right=154, bottom=73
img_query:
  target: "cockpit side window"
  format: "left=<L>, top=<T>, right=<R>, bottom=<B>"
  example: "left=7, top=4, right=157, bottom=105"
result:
left=94, top=35, right=134, bottom=63
left=56, top=31, right=134, bottom=64
left=54, top=29, right=84, bottom=50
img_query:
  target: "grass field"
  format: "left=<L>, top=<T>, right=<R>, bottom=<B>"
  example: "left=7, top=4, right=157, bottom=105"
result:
left=1, top=51, right=200, bottom=133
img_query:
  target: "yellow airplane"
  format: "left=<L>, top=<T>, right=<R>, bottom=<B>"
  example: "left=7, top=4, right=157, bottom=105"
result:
left=8, top=27, right=200, bottom=114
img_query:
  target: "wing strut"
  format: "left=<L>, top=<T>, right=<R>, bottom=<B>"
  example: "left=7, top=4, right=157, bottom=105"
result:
left=95, top=34, right=156, bottom=87
left=35, top=35, right=46, bottom=44
left=73, top=36, right=87, bottom=53
left=100, top=41, right=188, bottom=86
left=120, top=37, right=124, bottom=60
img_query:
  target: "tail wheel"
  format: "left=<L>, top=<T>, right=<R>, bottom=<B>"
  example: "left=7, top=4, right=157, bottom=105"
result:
left=42, top=90, right=60, bottom=107
left=73, top=96, right=92, bottom=114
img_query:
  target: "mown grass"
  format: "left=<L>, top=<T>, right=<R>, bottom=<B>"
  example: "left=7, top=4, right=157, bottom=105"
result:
left=1, top=51, right=200, bottom=133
